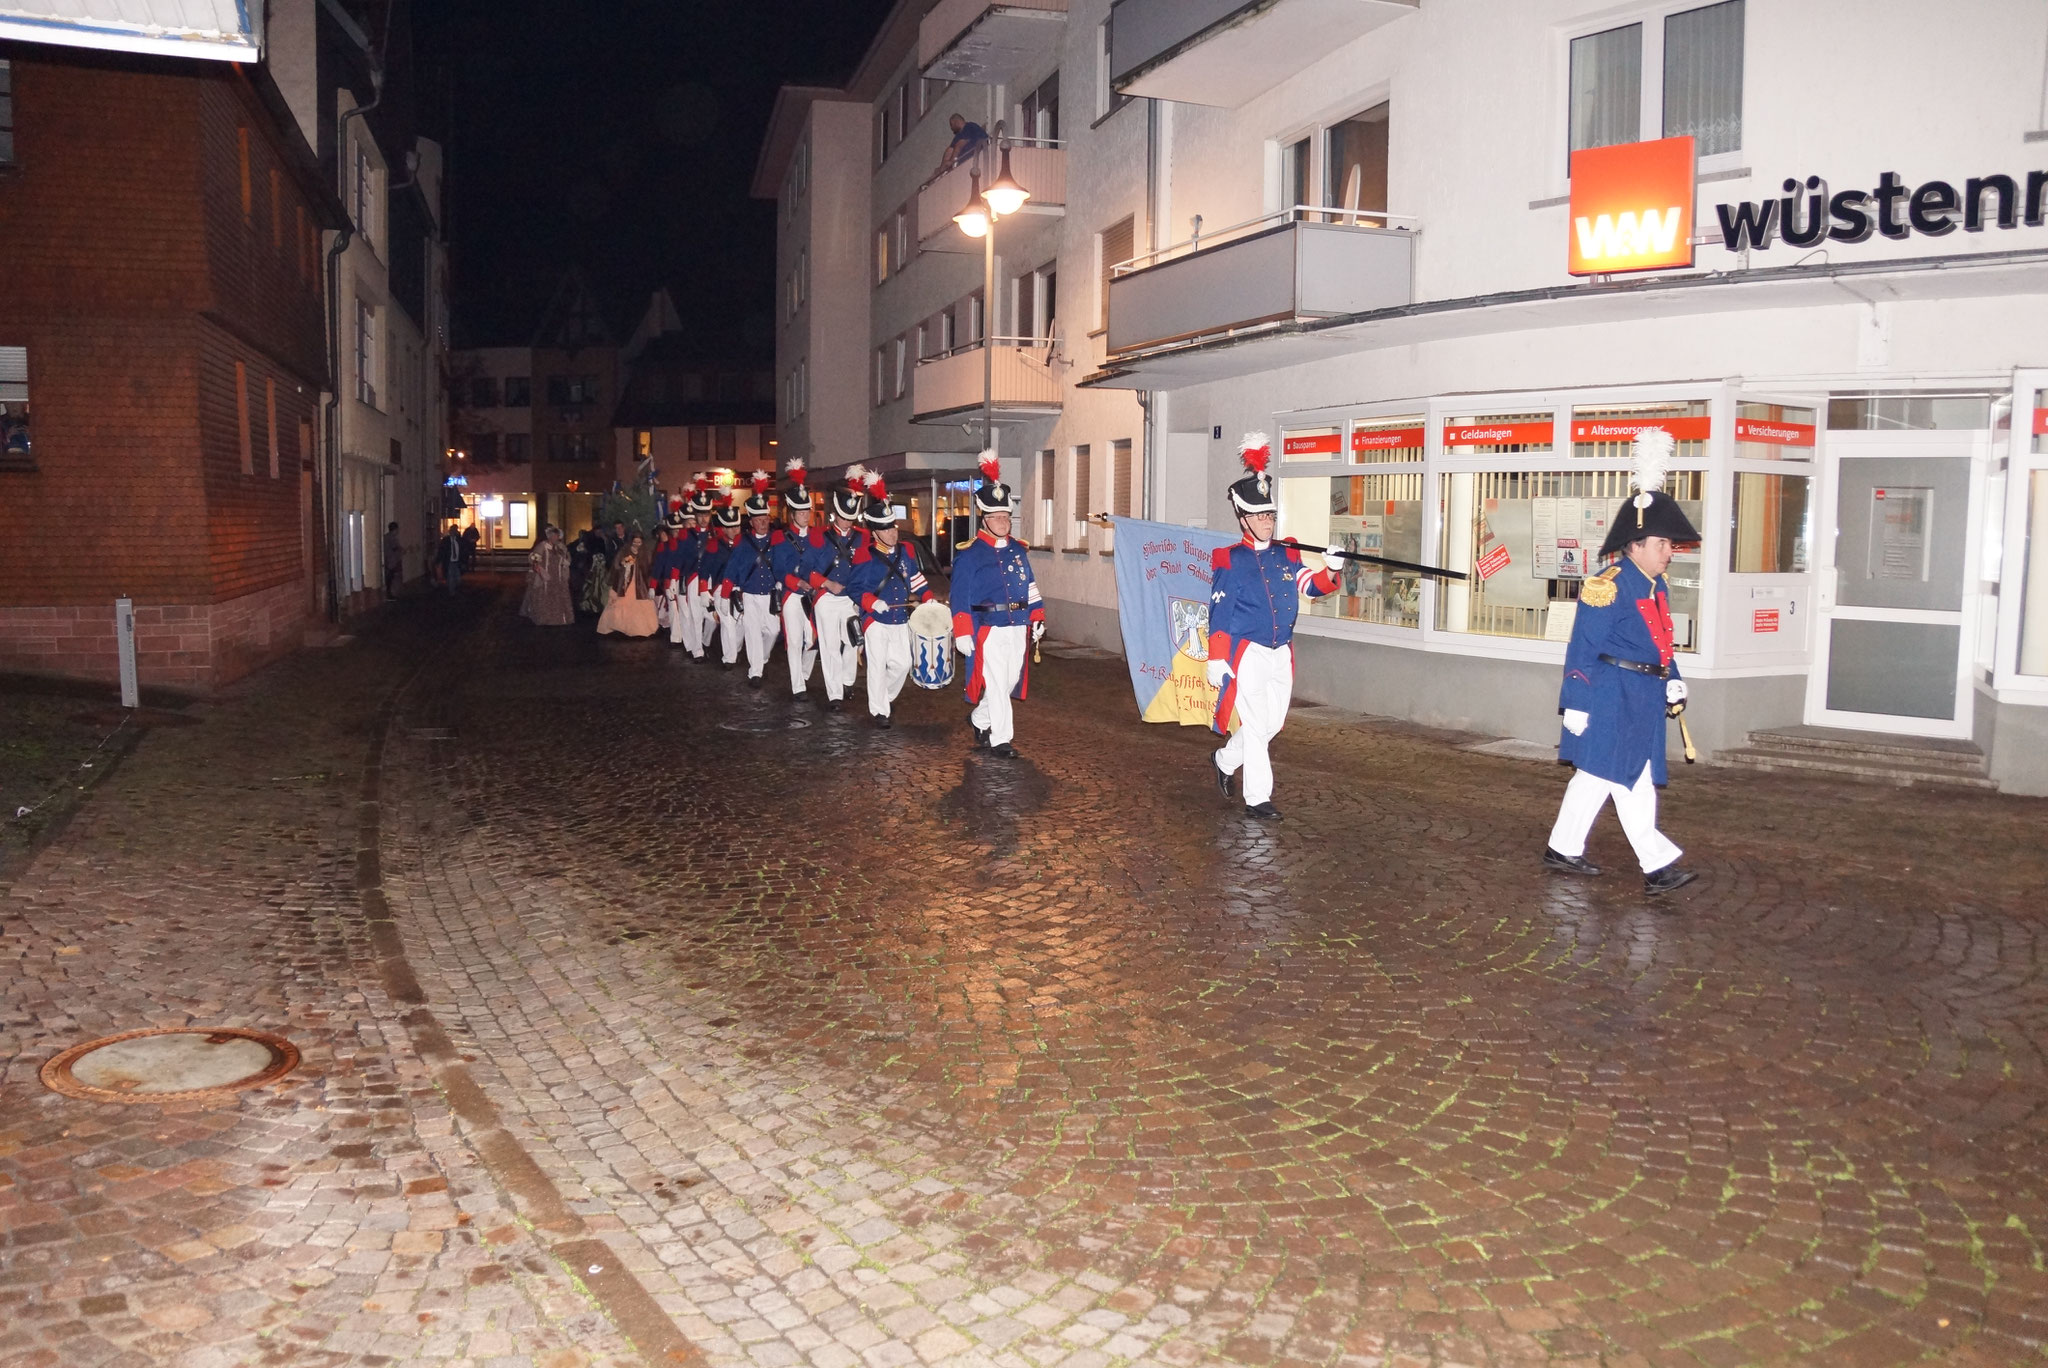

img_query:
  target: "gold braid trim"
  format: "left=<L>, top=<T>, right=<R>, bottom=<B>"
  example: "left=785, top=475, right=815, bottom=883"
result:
left=1578, top=565, right=1621, bottom=608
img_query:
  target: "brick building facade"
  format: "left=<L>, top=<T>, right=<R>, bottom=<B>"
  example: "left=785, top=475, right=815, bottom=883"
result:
left=0, top=45, right=344, bottom=690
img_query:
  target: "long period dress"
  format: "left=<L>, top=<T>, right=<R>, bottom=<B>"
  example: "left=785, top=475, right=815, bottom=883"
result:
left=521, top=538, right=575, bottom=626
left=595, top=553, right=660, bottom=637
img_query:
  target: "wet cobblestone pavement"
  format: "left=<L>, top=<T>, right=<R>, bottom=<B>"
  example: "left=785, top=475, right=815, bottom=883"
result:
left=6, top=581, right=2048, bottom=1367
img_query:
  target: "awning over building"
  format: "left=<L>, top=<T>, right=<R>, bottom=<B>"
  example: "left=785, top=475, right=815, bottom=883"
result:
left=0, top=0, right=259, bottom=62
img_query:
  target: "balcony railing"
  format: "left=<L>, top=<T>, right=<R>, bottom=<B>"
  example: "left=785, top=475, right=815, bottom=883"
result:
left=921, top=0, right=1067, bottom=84
left=913, top=338, right=1064, bottom=424
left=1107, top=208, right=1416, bottom=356
left=917, top=140, right=1067, bottom=252
left=1109, top=0, right=1416, bottom=108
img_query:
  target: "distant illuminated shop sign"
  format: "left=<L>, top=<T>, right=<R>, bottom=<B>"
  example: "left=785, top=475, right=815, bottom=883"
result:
left=444, top=475, right=468, bottom=486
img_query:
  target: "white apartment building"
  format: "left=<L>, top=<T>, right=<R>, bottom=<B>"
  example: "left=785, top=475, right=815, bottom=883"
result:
left=767, top=0, right=2048, bottom=793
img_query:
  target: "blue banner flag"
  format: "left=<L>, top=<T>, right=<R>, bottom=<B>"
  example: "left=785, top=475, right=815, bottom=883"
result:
left=1110, top=517, right=1235, bottom=725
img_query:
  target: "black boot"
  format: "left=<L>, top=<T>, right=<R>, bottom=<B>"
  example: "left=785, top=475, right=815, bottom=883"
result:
left=1542, top=847, right=1601, bottom=876
left=1643, top=865, right=1697, bottom=895
left=1214, top=758, right=1235, bottom=800
left=1245, top=801, right=1282, bottom=821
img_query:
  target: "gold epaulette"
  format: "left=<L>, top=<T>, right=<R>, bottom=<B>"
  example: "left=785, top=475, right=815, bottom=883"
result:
left=1579, top=566, right=1621, bottom=608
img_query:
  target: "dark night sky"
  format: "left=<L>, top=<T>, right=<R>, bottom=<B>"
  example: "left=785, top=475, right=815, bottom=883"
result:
left=414, top=0, right=896, bottom=354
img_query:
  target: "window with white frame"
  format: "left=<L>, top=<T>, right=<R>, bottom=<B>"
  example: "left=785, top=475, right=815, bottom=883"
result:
left=1096, top=21, right=1130, bottom=120
left=1729, top=400, right=1815, bottom=575
left=351, top=135, right=379, bottom=248
left=1037, top=449, right=1056, bottom=543
left=796, top=359, right=807, bottom=417
left=876, top=227, right=890, bottom=283
left=1020, top=72, right=1059, bottom=142
left=353, top=299, right=378, bottom=408
left=873, top=346, right=886, bottom=407
left=1569, top=1, right=1743, bottom=160
left=0, top=59, right=15, bottom=167
left=892, top=336, right=907, bottom=400
left=1071, top=443, right=1092, bottom=546
left=1098, top=217, right=1133, bottom=330
left=0, top=345, right=32, bottom=470
left=797, top=249, right=808, bottom=306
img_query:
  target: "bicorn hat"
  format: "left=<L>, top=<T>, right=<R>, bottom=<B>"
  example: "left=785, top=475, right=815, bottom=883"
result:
left=783, top=457, right=813, bottom=511
left=1598, top=428, right=1702, bottom=557
left=832, top=465, right=869, bottom=522
left=1226, top=433, right=1276, bottom=515
left=971, top=450, right=1015, bottom=515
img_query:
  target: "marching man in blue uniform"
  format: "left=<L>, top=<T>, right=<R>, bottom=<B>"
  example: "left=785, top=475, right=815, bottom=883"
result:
left=1545, top=428, right=1700, bottom=895
left=843, top=475, right=934, bottom=728
left=805, top=467, right=871, bottom=712
left=701, top=494, right=741, bottom=667
left=671, top=480, right=715, bottom=659
left=771, top=459, right=822, bottom=698
left=949, top=451, right=1044, bottom=758
left=1205, top=434, right=1342, bottom=820
left=719, top=471, right=783, bottom=688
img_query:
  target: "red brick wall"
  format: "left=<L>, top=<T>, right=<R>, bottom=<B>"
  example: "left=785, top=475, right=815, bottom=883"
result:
left=0, top=578, right=309, bottom=691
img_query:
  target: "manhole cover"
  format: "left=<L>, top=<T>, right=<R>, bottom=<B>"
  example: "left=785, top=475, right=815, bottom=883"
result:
left=718, top=718, right=813, bottom=733
left=41, top=1027, right=300, bottom=1104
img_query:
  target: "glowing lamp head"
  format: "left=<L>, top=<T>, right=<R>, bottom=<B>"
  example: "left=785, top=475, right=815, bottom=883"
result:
left=981, top=147, right=1030, bottom=217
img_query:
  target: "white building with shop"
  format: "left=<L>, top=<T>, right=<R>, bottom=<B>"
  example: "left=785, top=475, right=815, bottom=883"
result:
left=767, top=0, right=2048, bottom=792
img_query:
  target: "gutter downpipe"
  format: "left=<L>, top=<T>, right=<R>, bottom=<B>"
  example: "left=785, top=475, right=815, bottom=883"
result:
left=1140, top=96, right=1159, bottom=520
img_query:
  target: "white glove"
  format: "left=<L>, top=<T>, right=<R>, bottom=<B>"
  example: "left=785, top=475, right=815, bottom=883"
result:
left=1563, top=709, right=1590, bottom=736
left=1032, top=621, right=1045, bottom=642
left=955, top=635, right=975, bottom=657
left=1322, top=550, right=1345, bottom=573
left=1665, top=678, right=1688, bottom=705
left=1206, top=658, right=1230, bottom=689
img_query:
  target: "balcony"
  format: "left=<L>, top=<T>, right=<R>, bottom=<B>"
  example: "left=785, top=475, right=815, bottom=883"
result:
left=1107, top=211, right=1414, bottom=356
left=921, top=0, right=1067, bottom=85
left=917, top=141, right=1067, bottom=253
left=913, top=339, right=1064, bottom=425
left=1109, top=0, right=1416, bottom=108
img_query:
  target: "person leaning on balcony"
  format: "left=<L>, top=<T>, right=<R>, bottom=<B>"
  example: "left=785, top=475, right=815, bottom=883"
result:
left=938, top=114, right=988, bottom=173
left=1544, top=428, right=1700, bottom=896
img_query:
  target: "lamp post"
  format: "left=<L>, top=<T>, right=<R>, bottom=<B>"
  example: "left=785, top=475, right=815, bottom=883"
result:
left=954, top=137, right=1030, bottom=527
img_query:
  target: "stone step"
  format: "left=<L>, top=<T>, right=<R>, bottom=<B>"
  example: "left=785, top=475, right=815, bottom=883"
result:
left=1741, top=726, right=1988, bottom=773
left=1715, top=746, right=1998, bottom=790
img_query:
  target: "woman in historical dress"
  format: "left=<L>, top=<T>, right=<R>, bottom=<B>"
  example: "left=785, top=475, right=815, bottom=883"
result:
left=520, top=524, right=575, bottom=626
left=595, top=533, right=660, bottom=637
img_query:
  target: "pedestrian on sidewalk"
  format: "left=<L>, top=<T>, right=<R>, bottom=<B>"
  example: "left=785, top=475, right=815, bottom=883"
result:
left=1205, top=434, right=1341, bottom=821
left=1544, top=428, right=1699, bottom=895
left=521, top=525, right=575, bottom=626
left=950, top=451, right=1043, bottom=758
left=382, top=521, right=404, bottom=599
left=437, top=524, right=464, bottom=596
left=459, top=522, right=481, bottom=572
left=845, top=476, right=933, bottom=728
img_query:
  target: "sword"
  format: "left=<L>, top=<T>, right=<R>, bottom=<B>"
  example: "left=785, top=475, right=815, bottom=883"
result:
left=1086, top=515, right=1466, bottom=581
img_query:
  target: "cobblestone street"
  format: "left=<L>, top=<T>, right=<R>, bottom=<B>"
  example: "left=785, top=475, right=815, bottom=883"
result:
left=6, top=580, right=2048, bottom=1368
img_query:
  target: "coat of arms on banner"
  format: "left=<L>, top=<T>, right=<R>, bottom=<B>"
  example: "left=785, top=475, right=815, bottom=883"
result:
left=1170, top=597, right=1210, bottom=661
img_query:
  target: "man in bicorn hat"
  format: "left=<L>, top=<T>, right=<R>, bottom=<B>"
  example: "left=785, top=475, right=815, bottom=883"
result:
left=805, top=466, right=872, bottom=711
left=771, top=459, right=822, bottom=697
left=720, top=470, right=783, bottom=687
left=1545, top=427, right=1700, bottom=896
left=1205, top=433, right=1342, bottom=821
left=701, top=493, right=742, bottom=666
left=844, top=474, right=934, bottom=728
left=949, top=451, right=1043, bottom=758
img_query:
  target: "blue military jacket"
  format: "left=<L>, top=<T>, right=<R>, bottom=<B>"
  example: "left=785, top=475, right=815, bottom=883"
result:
left=1206, top=539, right=1336, bottom=660
left=721, top=529, right=781, bottom=597
left=772, top=526, right=822, bottom=594
left=696, top=531, right=734, bottom=590
left=948, top=532, right=1043, bottom=635
left=845, top=541, right=932, bottom=627
left=809, top=525, right=866, bottom=596
left=1558, top=558, right=1683, bottom=787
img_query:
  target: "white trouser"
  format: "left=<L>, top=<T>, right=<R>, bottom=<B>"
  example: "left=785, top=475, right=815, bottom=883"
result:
left=684, top=580, right=712, bottom=657
left=655, top=591, right=671, bottom=629
left=782, top=596, right=817, bottom=694
left=1213, top=640, right=1293, bottom=808
left=969, top=624, right=1029, bottom=746
left=864, top=622, right=911, bottom=716
left=814, top=595, right=860, bottom=701
left=714, top=591, right=741, bottom=664
left=1547, top=762, right=1682, bottom=873
left=739, top=592, right=776, bottom=677
left=667, top=581, right=698, bottom=650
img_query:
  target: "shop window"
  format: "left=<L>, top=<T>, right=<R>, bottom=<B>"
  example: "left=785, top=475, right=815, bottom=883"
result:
left=1730, top=473, right=1810, bottom=574
left=1323, top=102, right=1389, bottom=225
left=1735, top=401, right=1816, bottom=460
left=0, top=344, right=31, bottom=471
left=1281, top=424, right=1342, bottom=463
left=1350, top=414, right=1425, bottom=464
left=2020, top=469, right=2048, bottom=675
left=1569, top=399, right=1710, bottom=460
left=1279, top=472, right=1426, bottom=629
left=1828, top=393, right=1994, bottom=432
left=1436, top=468, right=1706, bottom=649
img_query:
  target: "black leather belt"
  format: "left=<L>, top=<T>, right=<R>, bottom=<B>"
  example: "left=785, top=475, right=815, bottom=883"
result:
left=973, top=601, right=1029, bottom=612
left=1599, top=652, right=1669, bottom=678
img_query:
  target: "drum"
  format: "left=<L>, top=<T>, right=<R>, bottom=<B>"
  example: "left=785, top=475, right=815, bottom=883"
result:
left=908, top=599, right=955, bottom=690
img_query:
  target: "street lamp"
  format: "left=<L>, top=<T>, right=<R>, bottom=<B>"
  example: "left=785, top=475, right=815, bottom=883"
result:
left=952, top=138, right=1031, bottom=528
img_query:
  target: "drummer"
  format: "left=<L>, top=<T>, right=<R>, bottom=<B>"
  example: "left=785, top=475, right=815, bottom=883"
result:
left=842, top=474, right=932, bottom=729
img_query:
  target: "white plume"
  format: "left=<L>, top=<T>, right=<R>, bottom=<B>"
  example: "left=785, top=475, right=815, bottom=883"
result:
left=1630, top=428, right=1674, bottom=510
left=846, top=463, right=871, bottom=485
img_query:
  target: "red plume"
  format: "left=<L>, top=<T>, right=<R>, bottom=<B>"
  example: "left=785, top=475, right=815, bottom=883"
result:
left=977, top=449, right=1002, bottom=483
left=751, top=469, right=771, bottom=494
left=846, top=463, right=870, bottom=490
left=1238, top=432, right=1272, bottom=475
left=865, top=471, right=888, bottom=498
left=785, top=457, right=807, bottom=485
